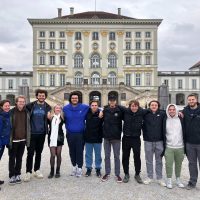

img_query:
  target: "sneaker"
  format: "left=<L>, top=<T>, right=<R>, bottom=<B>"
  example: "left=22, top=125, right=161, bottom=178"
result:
left=96, top=169, right=101, bottom=178
left=186, top=182, right=195, bottom=190
left=143, top=177, right=153, bottom=185
left=135, top=174, right=143, bottom=184
left=166, top=178, right=172, bottom=189
left=0, top=180, right=4, bottom=185
left=123, top=174, right=130, bottom=183
left=176, top=177, right=184, bottom=188
left=70, top=166, right=77, bottom=176
left=76, top=168, right=82, bottom=177
left=116, top=175, right=123, bottom=183
left=157, top=179, right=166, bottom=187
left=85, top=169, right=91, bottom=177
left=101, top=174, right=110, bottom=182
left=24, top=172, right=31, bottom=182
left=34, top=170, right=44, bottom=179
left=15, top=175, right=22, bottom=184
left=9, top=176, right=16, bottom=185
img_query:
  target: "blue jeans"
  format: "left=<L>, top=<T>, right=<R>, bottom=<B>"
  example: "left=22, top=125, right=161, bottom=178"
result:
left=85, top=143, right=102, bottom=170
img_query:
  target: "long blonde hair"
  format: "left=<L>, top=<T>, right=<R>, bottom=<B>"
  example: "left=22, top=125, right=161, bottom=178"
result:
left=52, top=104, right=64, bottom=120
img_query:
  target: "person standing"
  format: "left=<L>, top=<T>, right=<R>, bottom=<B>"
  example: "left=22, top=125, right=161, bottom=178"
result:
left=0, top=100, right=11, bottom=190
left=48, top=104, right=65, bottom=179
left=84, top=100, right=103, bottom=177
left=24, top=89, right=51, bottom=182
left=183, top=93, right=200, bottom=190
left=8, top=96, right=31, bottom=185
left=163, top=104, right=185, bottom=189
left=142, top=100, right=166, bottom=186
left=101, top=95, right=124, bottom=183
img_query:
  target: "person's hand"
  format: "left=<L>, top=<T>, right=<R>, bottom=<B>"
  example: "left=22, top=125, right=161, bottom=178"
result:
left=47, top=112, right=52, bottom=120
left=98, top=111, right=103, bottom=118
left=178, top=112, right=184, bottom=118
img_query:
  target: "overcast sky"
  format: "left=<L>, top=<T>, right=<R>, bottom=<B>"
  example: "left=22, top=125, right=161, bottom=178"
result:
left=0, top=0, right=199, bottom=71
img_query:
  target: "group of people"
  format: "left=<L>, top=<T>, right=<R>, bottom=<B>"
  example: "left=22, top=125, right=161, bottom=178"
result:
left=0, top=89, right=200, bottom=191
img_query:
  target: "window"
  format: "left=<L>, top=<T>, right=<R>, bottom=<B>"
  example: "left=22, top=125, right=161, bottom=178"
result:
left=60, top=42, right=65, bottom=49
left=145, top=32, right=151, bottom=38
left=136, top=56, right=141, bottom=65
left=8, top=79, right=13, bottom=89
left=135, top=73, right=141, bottom=86
left=145, top=73, right=151, bottom=86
left=145, top=42, right=151, bottom=50
left=50, top=56, right=55, bottom=65
left=75, top=32, right=82, bottom=40
left=136, top=42, right=141, bottom=50
left=125, top=56, right=131, bottom=65
left=92, top=32, right=99, bottom=40
left=49, top=31, right=55, bottom=37
left=192, top=79, right=197, bottom=89
left=145, top=56, right=151, bottom=65
left=108, top=72, right=117, bottom=85
left=91, top=72, right=100, bottom=85
left=50, top=42, right=55, bottom=49
left=178, top=79, right=183, bottom=89
left=74, top=72, right=83, bottom=85
left=60, top=31, right=65, bottom=38
left=91, top=54, right=100, bottom=68
left=74, top=54, right=83, bottom=68
left=135, top=32, right=141, bottom=38
left=121, top=93, right=126, bottom=100
left=109, top=32, right=115, bottom=40
left=126, top=42, right=131, bottom=50
left=39, top=31, right=45, bottom=37
left=164, top=79, right=169, bottom=86
left=60, top=74, right=65, bottom=86
left=126, top=32, right=131, bottom=38
left=125, top=74, right=131, bottom=86
left=6, top=94, right=15, bottom=106
left=22, top=79, right=28, bottom=86
left=40, top=42, right=45, bottom=49
left=39, top=55, right=45, bottom=65
left=39, top=73, right=45, bottom=86
left=50, top=74, right=55, bottom=86
left=60, top=56, right=65, bottom=65
left=108, top=53, right=117, bottom=68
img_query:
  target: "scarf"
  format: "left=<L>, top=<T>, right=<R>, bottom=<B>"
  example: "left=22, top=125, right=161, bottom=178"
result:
left=50, top=114, right=60, bottom=147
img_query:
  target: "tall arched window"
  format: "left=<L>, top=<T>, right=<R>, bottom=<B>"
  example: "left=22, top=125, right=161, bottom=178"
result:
left=90, top=53, right=100, bottom=68
left=91, top=72, right=100, bottom=85
left=108, top=72, right=117, bottom=85
left=108, top=53, right=117, bottom=68
left=74, top=72, right=83, bottom=85
left=74, top=53, right=83, bottom=68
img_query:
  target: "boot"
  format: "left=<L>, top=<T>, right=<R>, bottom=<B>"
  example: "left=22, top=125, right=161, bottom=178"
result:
left=55, top=167, right=60, bottom=178
left=48, top=167, right=54, bottom=179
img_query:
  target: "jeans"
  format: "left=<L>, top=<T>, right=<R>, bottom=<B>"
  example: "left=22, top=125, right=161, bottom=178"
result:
left=85, top=143, right=102, bottom=170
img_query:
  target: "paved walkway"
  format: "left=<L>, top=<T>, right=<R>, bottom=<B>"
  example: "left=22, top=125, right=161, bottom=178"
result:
left=0, top=138, right=199, bottom=200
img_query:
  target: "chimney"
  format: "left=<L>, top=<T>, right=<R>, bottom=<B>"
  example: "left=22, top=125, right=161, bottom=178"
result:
left=58, top=8, right=62, bottom=17
left=70, top=7, right=74, bottom=15
left=118, top=8, right=121, bottom=15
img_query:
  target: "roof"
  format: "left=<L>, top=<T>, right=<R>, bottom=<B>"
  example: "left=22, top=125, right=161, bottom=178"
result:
left=189, top=61, right=200, bottom=70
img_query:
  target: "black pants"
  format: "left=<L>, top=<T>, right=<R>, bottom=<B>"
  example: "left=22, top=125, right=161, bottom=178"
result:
left=67, top=133, right=84, bottom=168
left=26, top=134, right=46, bottom=173
left=9, top=141, right=26, bottom=178
left=122, top=136, right=141, bottom=175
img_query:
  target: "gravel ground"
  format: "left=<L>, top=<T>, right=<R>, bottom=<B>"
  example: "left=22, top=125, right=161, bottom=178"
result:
left=0, top=137, right=199, bottom=200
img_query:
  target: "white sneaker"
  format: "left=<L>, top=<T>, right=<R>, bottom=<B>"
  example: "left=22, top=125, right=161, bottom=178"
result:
left=70, top=166, right=77, bottom=176
left=76, top=168, right=82, bottom=177
left=24, top=172, right=31, bottom=182
left=176, top=177, right=184, bottom=188
left=166, top=178, right=172, bottom=189
left=34, top=170, right=43, bottom=179
left=158, top=179, right=166, bottom=187
left=143, top=177, right=153, bottom=185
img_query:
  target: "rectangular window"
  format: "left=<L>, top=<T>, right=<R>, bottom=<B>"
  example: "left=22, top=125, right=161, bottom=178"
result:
left=60, top=42, right=65, bottom=49
left=136, top=56, right=141, bottom=65
left=39, top=55, right=45, bottom=65
left=178, top=79, right=183, bottom=89
left=145, top=73, right=151, bottom=86
left=135, top=73, right=141, bottom=86
left=192, top=79, right=197, bottom=89
left=60, top=74, right=65, bottom=86
left=145, top=32, right=151, bottom=38
left=60, top=56, right=65, bottom=65
left=22, top=79, right=28, bottom=86
left=75, top=32, right=82, bottom=40
left=164, top=79, right=169, bottom=86
left=40, top=42, right=45, bottom=49
left=145, top=42, right=151, bottom=50
left=39, top=31, right=45, bottom=37
left=8, top=79, right=13, bottom=89
left=60, top=31, right=65, bottom=38
left=126, top=42, right=131, bottom=50
left=125, top=56, right=131, bottom=65
left=50, top=74, right=55, bottom=86
left=146, top=56, right=151, bottom=65
left=39, top=73, right=45, bottom=86
left=50, top=42, right=55, bottom=49
left=126, top=32, right=131, bottom=38
left=135, top=32, right=141, bottom=38
left=92, top=32, right=99, bottom=40
left=121, top=93, right=126, bottom=100
left=136, top=42, right=141, bottom=50
left=50, top=56, right=55, bottom=65
left=125, top=74, right=131, bottom=86
left=49, top=31, right=55, bottom=37
left=109, top=32, right=115, bottom=40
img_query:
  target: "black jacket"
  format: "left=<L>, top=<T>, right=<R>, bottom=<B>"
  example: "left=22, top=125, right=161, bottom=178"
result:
left=123, top=107, right=145, bottom=138
left=84, top=109, right=103, bottom=143
left=142, top=109, right=165, bottom=142
left=103, top=105, right=124, bottom=140
left=183, top=105, right=200, bottom=144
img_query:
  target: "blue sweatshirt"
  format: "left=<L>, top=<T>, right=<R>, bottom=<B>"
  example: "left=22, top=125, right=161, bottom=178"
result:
left=63, top=103, right=89, bottom=134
